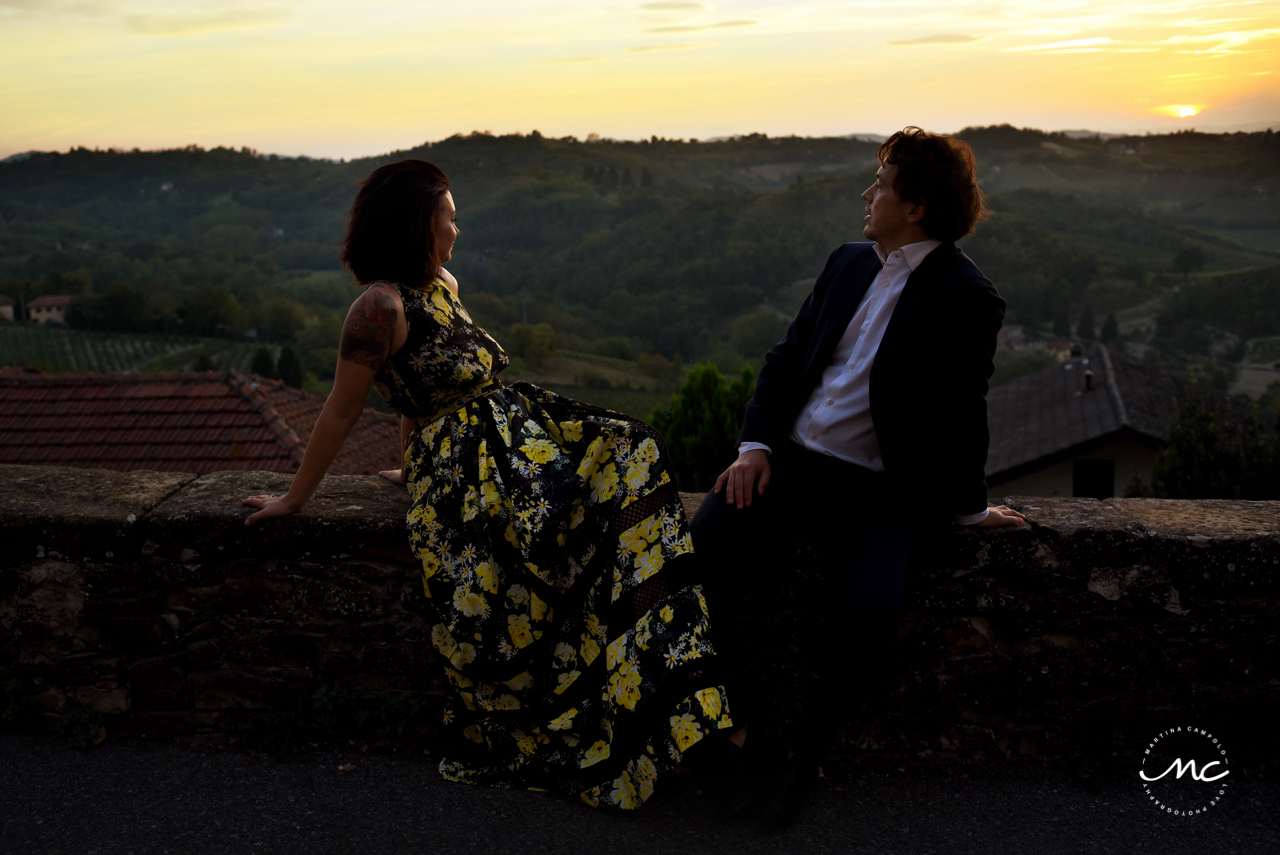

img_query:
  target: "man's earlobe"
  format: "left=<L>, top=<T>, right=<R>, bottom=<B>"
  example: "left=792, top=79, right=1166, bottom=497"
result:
left=906, top=202, right=926, bottom=224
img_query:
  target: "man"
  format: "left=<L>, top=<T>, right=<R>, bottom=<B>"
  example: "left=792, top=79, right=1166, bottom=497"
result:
left=691, top=126, right=1025, bottom=827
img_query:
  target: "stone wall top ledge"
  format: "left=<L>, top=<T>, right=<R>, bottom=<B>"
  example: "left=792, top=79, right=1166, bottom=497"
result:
left=142, top=471, right=412, bottom=559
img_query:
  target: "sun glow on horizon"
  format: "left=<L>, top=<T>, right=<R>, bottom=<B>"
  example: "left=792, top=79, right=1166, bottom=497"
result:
left=0, top=0, right=1276, bottom=160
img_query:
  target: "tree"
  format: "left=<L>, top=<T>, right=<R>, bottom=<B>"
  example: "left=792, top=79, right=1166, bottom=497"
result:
left=1076, top=305, right=1096, bottom=340
left=1053, top=314, right=1072, bottom=338
left=1172, top=245, right=1208, bottom=278
left=1150, top=379, right=1279, bottom=499
left=506, top=323, right=558, bottom=368
left=66, top=281, right=153, bottom=333
left=277, top=345, right=304, bottom=388
left=260, top=299, right=307, bottom=341
left=1100, top=312, right=1119, bottom=344
left=649, top=363, right=755, bottom=492
left=251, top=347, right=277, bottom=378
left=180, top=286, right=242, bottom=337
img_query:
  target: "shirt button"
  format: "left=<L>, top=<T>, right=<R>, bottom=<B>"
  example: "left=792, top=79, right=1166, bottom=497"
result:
left=810, top=435, right=817, bottom=440
left=827, top=400, right=834, bottom=405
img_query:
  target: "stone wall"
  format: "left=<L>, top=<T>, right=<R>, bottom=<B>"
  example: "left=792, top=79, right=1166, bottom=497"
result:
left=1, top=464, right=1277, bottom=764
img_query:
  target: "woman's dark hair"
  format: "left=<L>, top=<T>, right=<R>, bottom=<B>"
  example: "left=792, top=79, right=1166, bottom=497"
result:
left=877, top=127, right=987, bottom=242
left=341, top=160, right=450, bottom=288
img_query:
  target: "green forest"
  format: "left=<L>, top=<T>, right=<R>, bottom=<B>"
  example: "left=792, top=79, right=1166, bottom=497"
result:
left=2, top=125, right=1280, bottom=409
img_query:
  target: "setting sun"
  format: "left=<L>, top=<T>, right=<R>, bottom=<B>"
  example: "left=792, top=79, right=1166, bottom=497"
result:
left=1158, top=105, right=1204, bottom=119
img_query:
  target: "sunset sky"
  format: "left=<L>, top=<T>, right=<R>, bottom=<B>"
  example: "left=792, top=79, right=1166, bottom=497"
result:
left=2, top=0, right=1277, bottom=160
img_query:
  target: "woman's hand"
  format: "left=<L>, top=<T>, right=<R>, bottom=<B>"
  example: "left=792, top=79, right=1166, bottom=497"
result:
left=378, top=468, right=407, bottom=486
left=241, top=494, right=304, bottom=526
left=973, top=504, right=1027, bottom=527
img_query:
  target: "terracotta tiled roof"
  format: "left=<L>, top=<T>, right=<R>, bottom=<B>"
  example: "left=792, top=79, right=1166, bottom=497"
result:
left=985, top=344, right=1180, bottom=487
left=0, top=371, right=399, bottom=476
left=26, top=295, right=73, bottom=309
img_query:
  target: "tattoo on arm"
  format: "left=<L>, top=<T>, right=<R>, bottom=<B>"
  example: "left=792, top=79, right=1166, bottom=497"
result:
left=339, top=289, right=397, bottom=370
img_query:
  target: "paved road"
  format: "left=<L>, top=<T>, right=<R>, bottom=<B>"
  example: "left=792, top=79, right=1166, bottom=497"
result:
left=2, top=734, right=1275, bottom=855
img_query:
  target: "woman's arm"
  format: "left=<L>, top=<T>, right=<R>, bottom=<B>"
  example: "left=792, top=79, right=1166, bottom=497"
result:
left=242, top=288, right=399, bottom=524
left=378, top=415, right=415, bottom=486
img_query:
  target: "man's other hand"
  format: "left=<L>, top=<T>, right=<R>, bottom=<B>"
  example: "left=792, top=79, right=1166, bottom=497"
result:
left=714, top=449, right=771, bottom=509
left=974, top=504, right=1026, bottom=527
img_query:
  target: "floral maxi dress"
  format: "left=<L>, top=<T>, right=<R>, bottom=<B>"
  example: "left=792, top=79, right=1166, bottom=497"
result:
left=373, top=279, right=731, bottom=809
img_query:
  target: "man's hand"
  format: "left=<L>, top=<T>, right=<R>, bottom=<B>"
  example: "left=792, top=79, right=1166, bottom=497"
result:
left=714, top=449, right=771, bottom=509
left=973, top=504, right=1026, bottom=527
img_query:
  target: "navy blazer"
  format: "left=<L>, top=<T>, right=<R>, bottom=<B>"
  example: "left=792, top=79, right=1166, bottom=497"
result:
left=739, top=241, right=1005, bottom=528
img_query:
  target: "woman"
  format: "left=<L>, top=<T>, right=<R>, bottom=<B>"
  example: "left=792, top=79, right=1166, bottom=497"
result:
left=242, top=160, right=730, bottom=809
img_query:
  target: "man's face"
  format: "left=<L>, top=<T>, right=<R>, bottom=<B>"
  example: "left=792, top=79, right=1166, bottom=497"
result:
left=860, top=162, right=919, bottom=248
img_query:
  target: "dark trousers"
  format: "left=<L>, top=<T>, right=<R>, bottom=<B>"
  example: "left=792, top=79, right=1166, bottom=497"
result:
left=690, top=439, right=915, bottom=761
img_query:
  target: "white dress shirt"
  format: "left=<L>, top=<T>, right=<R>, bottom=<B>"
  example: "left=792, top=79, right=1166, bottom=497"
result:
left=740, top=238, right=989, bottom=526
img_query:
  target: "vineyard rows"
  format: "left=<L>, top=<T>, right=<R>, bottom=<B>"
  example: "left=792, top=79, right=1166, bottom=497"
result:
left=0, top=326, right=202, bottom=374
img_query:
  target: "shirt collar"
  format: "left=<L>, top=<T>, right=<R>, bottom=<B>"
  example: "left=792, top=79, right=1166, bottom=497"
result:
left=874, top=238, right=942, bottom=270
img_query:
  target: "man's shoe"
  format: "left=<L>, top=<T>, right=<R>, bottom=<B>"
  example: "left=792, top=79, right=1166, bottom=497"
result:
left=701, top=738, right=756, bottom=815
left=762, top=753, right=816, bottom=830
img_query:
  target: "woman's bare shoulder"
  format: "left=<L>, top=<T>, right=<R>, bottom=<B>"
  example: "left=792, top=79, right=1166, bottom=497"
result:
left=439, top=268, right=459, bottom=295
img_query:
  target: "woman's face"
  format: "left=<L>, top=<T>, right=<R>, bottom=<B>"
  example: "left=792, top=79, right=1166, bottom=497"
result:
left=435, top=191, right=458, bottom=263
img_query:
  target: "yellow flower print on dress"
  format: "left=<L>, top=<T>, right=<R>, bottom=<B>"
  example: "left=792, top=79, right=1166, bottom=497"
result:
left=660, top=605, right=674, bottom=623
left=581, top=740, right=611, bottom=768
left=694, top=687, right=722, bottom=720
left=623, top=462, right=650, bottom=493
left=507, top=584, right=529, bottom=605
left=496, top=694, right=521, bottom=710
left=636, top=437, right=660, bottom=465
left=554, top=642, right=577, bottom=666
left=530, top=591, right=550, bottom=621
left=617, top=524, right=650, bottom=556
left=431, top=624, right=457, bottom=661
left=476, top=561, right=499, bottom=594
left=609, top=660, right=642, bottom=710
left=670, top=713, right=702, bottom=752
left=604, top=635, right=627, bottom=670
left=419, top=549, right=441, bottom=578
left=576, top=437, right=606, bottom=479
left=504, top=671, right=533, bottom=691
left=610, top=771, right=638, bottom=810
left=590, top=462, right=618, bottom=503
left=569, top=503, right=585, bottom=530
left=477, top=347, right=492, bottom=372
left=453, top=586, right=488, bottom=618
left=560, top=420, right=584, bottom=443
left=430, top=286, right=455, bottom=318
left=461, top=486, right=479, bottom=522
left=508, top=614, right=535, bottom=648
left=633, top=544, right=665, bottom=582
left=517, top=733, right=537, bottom=755
left=521, top=438, right=558, bottom=465
left=464, top=724, right=485, bottom=744
left=580, top=634, right=600, bottom=666
left=548, top=708, right=578, bottom=731
left=554, top=670, right=581, bottom=695
left=451, top=643, right=476, bottom=667
left=635, top=615, right=653, bottom=651
left=480, top=480, right=501, bottom=516
left=635, top=755, right=657, bottom=802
